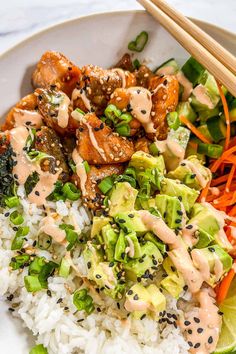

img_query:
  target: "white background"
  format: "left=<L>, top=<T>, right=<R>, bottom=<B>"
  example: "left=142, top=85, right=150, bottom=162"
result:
left=0, top=0, right=236, bottom=54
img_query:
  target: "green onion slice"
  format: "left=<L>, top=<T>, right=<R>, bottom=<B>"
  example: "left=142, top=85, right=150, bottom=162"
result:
left=83, top=160, right=90, bottom=173
left=10, top=254, right=30, bottom=270
left=59, top=257, right=71, bottom=278
left=98, top=176, right=114, bottom=194
left=104, top=104, right=121, bottom=123
left=24, top=275, right=43, bottom=292
left=62, top=182, right=81, bottom=201
left=128, top=31, right=148, bottom=52
left=73, top=288, right=94, bottom=314
left=115, top=123, right=131, bottom=137
left=120, top=113, right=133, bottom=123
left=10, top=210, right=24, bottom=225
left=149, top=142, right=159, bottom=156
left=133, top=58, right=141, bottom=69
left=167, top=112, right=180, bottom=130
left=11, top=226, right=29, bottom=250
left=37, top=233, right=52, bottom=250
left=29, top=344, right=48, bottom=354
left=5, top=196, right=20, bottom=208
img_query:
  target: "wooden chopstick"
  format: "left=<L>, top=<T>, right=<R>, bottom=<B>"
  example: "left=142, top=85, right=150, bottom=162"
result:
left=137, top=0, right=236, bottom=97
left=151, top=0, right=236, bottom=75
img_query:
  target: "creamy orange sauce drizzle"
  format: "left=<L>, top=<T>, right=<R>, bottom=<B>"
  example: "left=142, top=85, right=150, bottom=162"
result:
left=126, top=235, right=135, bottom=258
left=154, top=137, right=185, bottom=171
left=112, top=68, right=126, bottom=88
left=100, top=263, right=117, bottom=289
left=191, top=249, right=211, bottom=282
left=180, top=288, right=221, bottom=354
left=176, top=71, right=193, bottom=101
left=72, top=148, right=87, bottom=195
left=125, top=298, right=149, bottom=312
left=127, top=87, right=156, bottom=133
left=192, top=85, right=214, bottom=109
left=182, top=223, right=199, bottom=248
left=181, top=159, right=209, bottom=188
left=138, top=210, right=204, bottom=293
left=9, top=126, right=60, bottom=205
left=39, top=215, right=66, bottom=243
left=13, top=109, right=43, bottom=129
left=71, top=88, right=91, bottom=111
left=57, top=93, right=70, bottom=128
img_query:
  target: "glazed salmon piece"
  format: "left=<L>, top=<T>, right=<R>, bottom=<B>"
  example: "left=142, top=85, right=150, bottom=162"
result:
left=35, top=126, right=70, bottom=183
left=135, top=65, right=154, bottom=88
left=73, top=65, right=136, bottom=115
left=134, top=137, right=151, bottom=153
left=76, top=113, right=134, bottom=164
left=36, top=87, right=80, bottom=135
left=149, top=75, right=179, bottom=140
left=72, top=164, right=124, bottom=210
left=2, top=93, right=42, bottom=131
left=32, top=51, right=81, bottom=97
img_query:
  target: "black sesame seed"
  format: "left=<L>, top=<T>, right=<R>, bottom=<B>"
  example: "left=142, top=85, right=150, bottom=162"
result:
left=178, top=196, right=182, bottom=201
left=109, top=262, right=114, bottom=267
left=137, top=89, right=141, bottom=94
left=184, top=320, right=191, bottom=326
left=32, top=240, right=37, bottom=247
left=47, top=290, right=52, bottom=297
left=208, top=247, right=215, bottom=252
left=13, top=227, right=18, bottom=231
left=175, top=219, right=182, bottom=224
left=153, top=259, right=158, bottom=265
left=5, top=212, right=10, bottom=217
left=87, top=262, right=91, bottom=269
left=97, top=307, right=101, bottom=312
left=96, top=274, right=102, bottom=279
left=171, top=266, right=176, bottom=272
left=149, top=274, right=153, bottom=280
left=118, top=219, right=126, bottom=224
left=128, top=214, right=134, bottom=218
left=77, top=318, right=84, bottom=322
left=140, top=314, right=146, bottom=320
left=191, top=174, right=196, bottom=179
left=7, top=294, right=14, bottom=301
left=172, top=314, right=177, bottom=320
left=100, top=123, right=104, bottom=129
left=194, top=317, right=200, bottom=323
left=163, top=79, right=168, bottom=86
left=186, top=225, right=193, bottom=230
left=117, top=302, right=120, bottom=309
left=141, top=110, right=146, bottom=114
left=139, top=259, right=144, bottom=263
left=208, top=336, right=213, bottom=344
left=194, top=343, right=201, bottom=349
left=173, top=322, right=177, bottom=329
left=13, top=174, right=18, bottom=179
left=163, top=212, right=167, bottom=218
left=183, top=285, right=188, bottom=291
left=218, top=311, right=224, bottom=316
left=133, top=294, right=139, bottom=300
left=57, top=298, right=63, bottom=303
left=188, top=329, right=192, bottom=334
left=177, top=210, right=183, bottom=216
left=121, top=252, right=125, bottom=260
left=35, top=191, right=40, bottom=196
left=64, top=307, right=69, bottom=311
left=167, top=313, right=172, bottom=318
left=94, top=127, right=100, bottom=131
left=188, top=342, right=193, bottom=347
left=181, top=163, right=186, bottom=166
left=79, top=127, right=84, bottom=132
left=137, top=277, right=141, bottom=282
left=197, top=328, right=203, bottom=333
left=128, top=290, right=133, bottom=295
left=8, top=308, right=15, bottom=312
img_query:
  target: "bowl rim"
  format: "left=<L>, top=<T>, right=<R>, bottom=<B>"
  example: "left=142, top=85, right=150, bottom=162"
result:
left=0, top=9, right=235, bottom=61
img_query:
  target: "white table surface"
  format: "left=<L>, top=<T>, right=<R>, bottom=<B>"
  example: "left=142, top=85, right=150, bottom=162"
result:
left=0, top=0, right=236, bottom=55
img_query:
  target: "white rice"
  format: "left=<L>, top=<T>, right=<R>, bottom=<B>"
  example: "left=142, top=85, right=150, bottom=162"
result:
left=0, top=195, right=189, bottom=354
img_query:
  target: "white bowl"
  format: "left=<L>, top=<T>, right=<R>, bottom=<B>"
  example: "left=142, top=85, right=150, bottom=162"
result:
left=0, top=10, right=236, bottom=354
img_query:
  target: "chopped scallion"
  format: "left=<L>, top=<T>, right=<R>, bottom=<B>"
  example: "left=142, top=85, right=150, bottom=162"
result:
left=133, top=58, right=141, bottom=69
left=62, top=182, right=81, bottom=201
left=83, top=160, right=90, bottom=173
left=10, top=254, right=30, bottom=270
left=11, top=226, right=29, bottom=250
left=24, top=275, right=43, bottom=292
left=128, top=31, right=149, bottom=52
left=115, top=123, right=131, bottom=137
left=73, top=288, right=94, bottom=314
left=29, top=344, right=48, bottom=354
left=104, top=104, right=121, bottom=123
left=167, top=112, right=180, bottom=130
left=197, top=142, right=223, bottom=158
left=98, top=176, right=114, bottom=194
left=37, top=233, right=52, bottom=250
left=10, top=210, right=24, bottom=225
left=59, top=257, right=71, bottom=278
left=5, top=196, right=20, bottom=208
left=120, top=113, right=133, bottom=123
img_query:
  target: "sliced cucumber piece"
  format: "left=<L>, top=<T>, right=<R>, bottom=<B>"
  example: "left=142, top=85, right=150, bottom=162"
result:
left=177, top=102, right=197, bottom=123
left=207, top=116, right=226, bottom=142
left=155, top=58, right=179, bottom=75
left=182, top=57, right=205, bottom=86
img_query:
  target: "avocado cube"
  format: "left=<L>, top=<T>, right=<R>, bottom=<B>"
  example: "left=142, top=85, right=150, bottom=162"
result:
left=115, top=211, right=148, bottom=234
left=144, top=232, right=166, bottom=254
left=124, top=241, right=163, bottom=281
left=125, top=232, right=142, bottom=259
left=155, top=195, right=169, bottom=218
left=160, top=178, right=199, bottom=213
left=114, top=230, right=128, bottom=263
left=161, top=274, right=184, bottom=298
left=101, top=224, right=118, bottom=261
left=155, top=194, right=183, bottom=229
left=194, top=227, right=214, bottom=248
left=129, top=151, right=165, bottom=173
left=189, top=203, right=220, bottom=236
left=109, top=182, right=138, bottom=217
left=147, top=284, right=166, bottom=312
left=91, top=216, right=112, bottom=238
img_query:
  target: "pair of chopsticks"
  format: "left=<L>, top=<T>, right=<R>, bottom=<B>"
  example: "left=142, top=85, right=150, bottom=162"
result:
left=137, top=0, right=236, bottom=97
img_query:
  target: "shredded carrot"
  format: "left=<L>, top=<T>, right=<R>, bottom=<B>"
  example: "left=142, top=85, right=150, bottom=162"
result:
left=226, top=165, right=236, bottom=192
left=211, top=174, right=230, bottom=187
left=217, top=81, right=231, bottom=151
left=179, top=115, right=212, bottom=144
left=216, top=260, right=236, bottom=304
left=199, top=181, right=210, bottom=202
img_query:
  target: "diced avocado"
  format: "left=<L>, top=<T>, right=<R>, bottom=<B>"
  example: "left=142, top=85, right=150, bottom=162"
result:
left=161, top=274, right=184, bottom=299
left=91, top=216, right=112, bottom=238
left=160, top=178, right=199, bottom=212
left=176, top=101, right=197, bottom=123
left=194, top=227, right=215, bottom=248
left=115, top=211, right=148, bottom=234
left=109, top=182, right=138, bottom=217
left=191, top=245, right=233, bottom=285
left=125, top=231, right=142, bottom=259
left=167, top=156, right=212, bottom=191
left=137, top=197, right=156, bottom=210
left=101, top=224, right=118, bottom=261
left=144, top=232, right=166, bottom=254
left=124, top=283, right=166, bottom=318
left=114, top=230, right=128, bottom=263
left=189, top=203, right=220, bottom=236
left=199, top=106, right=220, bottom=122
left=82, top=243, right=104, bottom=270
left=129, top=151, right=165, bottom=173
left=91, top=261, right=125, bottom=299
left=155, top=194, right=184, bottom=229
left=124, top=241, right=163, bottom=282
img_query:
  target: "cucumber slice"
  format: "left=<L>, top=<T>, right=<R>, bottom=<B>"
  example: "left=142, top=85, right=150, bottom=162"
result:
left=198, top=142, right=223, bottom=158
left=207, top=116, right=226, bottom=142
left=154, top=58, right=179, bottom=75
left=198, top=124, right=213, bottom=143
left=229, top=108, right=236, bottom=122
left=182, top=57, right=205, bottom=86
left=176, top=102, right=197, bottom=123
left=198, top=70, right=219, bottom=96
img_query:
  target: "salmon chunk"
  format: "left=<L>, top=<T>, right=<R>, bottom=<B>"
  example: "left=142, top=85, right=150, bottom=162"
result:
left=32, top=51, right=81, bottom=97
left=76, top=113, right=134, bottom=164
